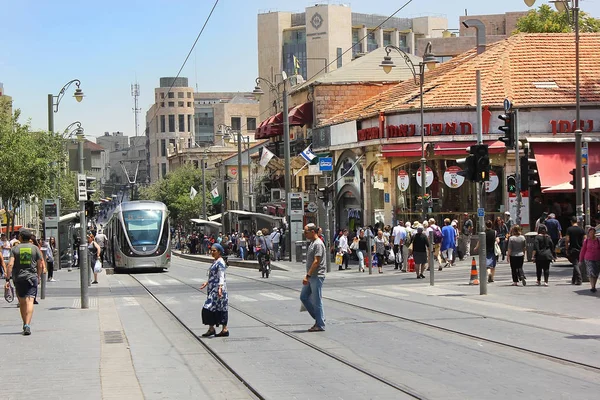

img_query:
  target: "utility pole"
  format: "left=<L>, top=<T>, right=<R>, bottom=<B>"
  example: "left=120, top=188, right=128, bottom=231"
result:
left=476, top=71, right=487, bottom=295
left=201, top=155, right=207, bottom=220
left=77, top=132, right=89, bottom=309
left=514, top=109, right=522, bottom=226
left=237, top=129, right=243, bottom=211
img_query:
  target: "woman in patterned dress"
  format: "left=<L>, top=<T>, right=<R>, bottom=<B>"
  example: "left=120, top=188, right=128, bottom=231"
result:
left=200, top=244, right=229, bottom=337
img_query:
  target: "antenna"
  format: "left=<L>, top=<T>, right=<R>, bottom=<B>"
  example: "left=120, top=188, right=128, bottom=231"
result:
left=131, top=83, right=141, bottom=137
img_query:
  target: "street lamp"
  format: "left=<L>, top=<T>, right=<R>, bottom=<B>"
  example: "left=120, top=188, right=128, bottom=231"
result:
left=526, top=0, right=584, bottom=224
left=380, top=42, right=439, bottom=221
left=253, top=72, right=291, bottom=261
left=48, top=79, right=84, bottom=134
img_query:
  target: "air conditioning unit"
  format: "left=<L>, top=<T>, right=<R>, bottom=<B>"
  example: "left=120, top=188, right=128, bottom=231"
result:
left=271, top=189, right=285, bottom=201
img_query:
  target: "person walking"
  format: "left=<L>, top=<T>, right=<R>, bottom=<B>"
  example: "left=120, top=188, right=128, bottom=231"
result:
left=238, top=233, right=248, bottom=260
left=495, top=216, right=508, bottom=263
left=441, top=218, right=455, bottom=269
left=373, top=230, right=386, bottom=274
left=462, top=213, right=473, bottom=258
left=270, top=228, right=281, bottom=261
left=474, top=220, right=498, bottom=283
left=95, top=230, right=107, bottom=263
left=255, top=230, right=269, bottom=272
left=337, top=229, right=350, bottom=270
left=4, top=228, right=44, bottom=335
left=0, top=233, right=11, bottom=278
left=507, top=225, right=527, bottom=286
left=300, top=223, right=326, bottom=332
left=391, top=221, right=406, bottom=271
left=532, top=225, right=555, bottom=286
left=410, top=225, right=429, bottom=279
left=45, top=237, right=57, bottom=282
left=428, top=218, right=443, bottom=271
left=200, top=244, right=229, bottom=337
left=565, top=216, right=585, bottom=285
left=579, top=226, right=600, bottom=293
left=87, top=233, right=102, bottom=284
left=544, top=213, right=562, bottom=257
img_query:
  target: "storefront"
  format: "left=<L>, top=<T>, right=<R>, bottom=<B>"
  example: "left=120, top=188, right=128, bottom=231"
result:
left=334, top=151, right=363, bottom=231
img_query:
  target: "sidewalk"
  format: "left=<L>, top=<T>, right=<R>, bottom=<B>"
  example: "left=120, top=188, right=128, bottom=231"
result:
left=0, top=267, right=254, bottom=400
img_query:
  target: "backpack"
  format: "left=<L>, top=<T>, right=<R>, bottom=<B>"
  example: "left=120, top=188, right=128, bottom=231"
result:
left=433, top=227, right=443, bottom=244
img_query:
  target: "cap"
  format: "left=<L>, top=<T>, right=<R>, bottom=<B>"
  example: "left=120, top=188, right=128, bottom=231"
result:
left=273, top=227, right=278, bottom=232
left=463, top=212, right=468, bottom=216
left=256, top=231, right=263, bottom=236
left=505, top=211, right=511, bottom=215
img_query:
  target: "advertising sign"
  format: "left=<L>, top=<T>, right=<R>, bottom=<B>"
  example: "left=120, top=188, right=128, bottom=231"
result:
left=443, top=166, right=465, bottom=189
left=485, top=171, right=499, bottom=193
left=416, top=166, right=434, bottom=188
left=397, top=170, right=409, bottom=192
left=508, top=192, right=530, bottom=226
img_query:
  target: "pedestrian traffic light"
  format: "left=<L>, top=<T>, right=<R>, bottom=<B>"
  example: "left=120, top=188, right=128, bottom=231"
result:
left=457, top=147, right=478, bottom=182
left=85, top=200, right=95, bottom=218
left=318, top=187, right=330, bottom=205
left=569, top=168, right=577, bottom=188
left=86, top=176, right=97, bottom=200
left=474, top=144, right=490, bottom=181
left=507, top=175, right=517, bottom=193
left=498, top=112, right=515, bottom=149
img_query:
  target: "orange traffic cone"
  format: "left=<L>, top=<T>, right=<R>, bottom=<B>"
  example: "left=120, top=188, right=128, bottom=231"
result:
left=469, top=257, right=479, bottom=285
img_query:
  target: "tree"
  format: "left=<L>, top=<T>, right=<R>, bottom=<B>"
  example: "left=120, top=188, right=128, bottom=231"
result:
left=0, top=97, right=64, bottom=233
left=138, top=164, right=215, bottom=229
left=515, top=4, right=600, bottom=33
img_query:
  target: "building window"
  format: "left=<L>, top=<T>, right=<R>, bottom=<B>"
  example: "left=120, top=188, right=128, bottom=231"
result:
left=367, top=30, right=377, bottom=52
left=352, top=28, right=360, bottom=57
left=178, top=92, right=184, bottom=98
left=160, top=139, right=166, bottom=157
left=161, top=163, right=167, bottom=178
left=160, top=115, right=165, bottom=133
left=160, top=102, right=165, bottom=108
left=337, top=47, right=343, bottom=68
left=231, top=117, right=241, bottom=131
left=187, top=92, right=191, bottom=98
left=168, top=101, right=174, bottom=107
left=187, top=115, right=192, bottom=133
left=138, top=150, right=145, bottom=158
left=247, top=117, right=256, bottom=131
left=160, top=92, right=165, bottom=99
left=383, top=31, right=391, bottom=46
left=187, top=102, right=192, bottom=107
left=168, top=115, right=175, bottom=132
left=168, top=92, right=174, bottom=99
left=178, top=101, right=184, bottom=107
left=179, top=114, right=185, bottom=132
left=188, top=138, right=192, bottom=148
left=169, top=139, right=175, bottom=152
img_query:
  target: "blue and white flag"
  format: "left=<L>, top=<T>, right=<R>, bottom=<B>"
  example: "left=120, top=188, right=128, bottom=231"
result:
left=299, top=145, right=316, bottom=163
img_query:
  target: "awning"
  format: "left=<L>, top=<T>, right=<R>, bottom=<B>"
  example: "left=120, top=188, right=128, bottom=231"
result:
left=288, top=102, right=313, bottom=126
left=264, top=113, right=283, bottom=137
left=59, top=212, right=79, bottom=223
left=433, top=140, right=506, bottom=156
left=255, top=118, right=270, bottom=139
left=190, top=218, right=222, bottom=228
left=543, top=173, right=600, bottom=193
left=208, top=213, right=222, bottom=221
left=382, top=143, right=423, bottom=158
left=531, top=142, right=600, bottom=188
left=224, top=210, right=283, bottom=222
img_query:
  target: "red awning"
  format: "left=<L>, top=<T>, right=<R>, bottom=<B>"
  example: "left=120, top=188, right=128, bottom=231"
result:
left=382, top=143, right=423, bottom=158
left=288, top=102, right=313, bottom=126
left=433, top=140, right=506, bottom=156
left=264, top=113, right=283, bottom=137
left=255, top=118, right=270, bottom=139
left=531, top=142, right=600, bottom=188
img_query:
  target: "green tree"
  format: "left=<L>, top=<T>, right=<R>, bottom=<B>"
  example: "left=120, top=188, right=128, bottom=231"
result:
left=515, top=4, right=600, bottom=33
left=0, top=97, right=64, bottom=233
left=138, top=164, right=214, bottom=228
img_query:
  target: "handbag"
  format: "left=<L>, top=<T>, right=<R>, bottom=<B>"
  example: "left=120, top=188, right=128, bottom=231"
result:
left=494, top=241, right=501, bottom=257
left=93, top=259, right=103, bottom=274
left=4, top=283, right=14, bottom=303
left=335, top=252, right=343, bottom=265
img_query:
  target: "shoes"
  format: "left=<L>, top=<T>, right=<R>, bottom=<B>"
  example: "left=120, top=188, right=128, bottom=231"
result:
left=338, top=267, right=343, bottom=271
left=23, top=325, right=31, bottom=336
left=416, top=275, right=422, bottom=279
left=215, top=330, right=229, bottom=337
left=344, top=267, right=351, bottom=270
left=420, top=274, right=426, bottom=279
left=543, top=282, right=548, bottom=286
left=575, top=281, right=582, bottom=286
left=591, top=288, right=597, bottom=293
left=394, top=266, right=399, bottom=270
left=201, top=329, right=216, bottom=337
left=438, top=266, right=442, bottom=271
left=401, top=269, right=407, bottom=272
left=536, top=281, right=541, bottom=286
left=487, top=276, right=493, bottom=283
left=33, top=300, right=39, bottom=305
left=48, top=278, right=57, bottom=282
left=512, top=282, right=518, bottom=286
left=92, top=281, right=98, bottom=284
left=522, top=278, right=527, bottom=286
left=308, top=326, right=325, bottom=332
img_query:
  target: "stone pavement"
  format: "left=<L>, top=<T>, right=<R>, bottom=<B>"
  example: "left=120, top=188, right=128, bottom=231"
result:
left=0, top=267, right=255, bottom=400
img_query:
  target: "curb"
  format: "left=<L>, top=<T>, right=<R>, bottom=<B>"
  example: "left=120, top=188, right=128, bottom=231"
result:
left=173, top=251, right=289, bottom=271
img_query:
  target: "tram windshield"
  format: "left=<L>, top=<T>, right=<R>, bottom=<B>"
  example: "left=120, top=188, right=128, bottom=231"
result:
left=122, top=210, right=163, bottom=246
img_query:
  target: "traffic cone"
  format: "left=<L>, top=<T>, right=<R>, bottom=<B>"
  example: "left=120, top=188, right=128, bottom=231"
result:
left=469, top=257, right=479, bottom=285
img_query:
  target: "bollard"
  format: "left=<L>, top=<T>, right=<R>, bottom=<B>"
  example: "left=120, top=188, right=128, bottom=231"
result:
left=367, top=234, right=372, bottom=275
left=40, top=271, right=47, bottom=300
left=429, top=230, right=434, bottom=286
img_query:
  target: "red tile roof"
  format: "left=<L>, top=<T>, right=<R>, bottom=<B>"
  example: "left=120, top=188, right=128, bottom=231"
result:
left=322, top=33, right=600, bottom=127
left=85, top=140, right=105, bottom=151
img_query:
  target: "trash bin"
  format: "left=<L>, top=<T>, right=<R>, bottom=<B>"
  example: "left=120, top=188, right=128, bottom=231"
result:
left=295, top=241, right=308, bottom=263
left=525, top=232, right=537, bottom=262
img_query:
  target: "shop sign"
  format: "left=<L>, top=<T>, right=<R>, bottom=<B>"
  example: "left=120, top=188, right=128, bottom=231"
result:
left=397, top=170, right=409, bottom=191
left=387, top=122, right=473, bottom=138
left=550, top=119, right=593, bottom=135
left=229, top=167, right=237, bottom=177
left=416, top=166, right=434, bottom=188
left=485, top=171, right=499, bottom=193
left=357, top=127, right=382, bottom=141
left=443, top=166, right=465, bottom=189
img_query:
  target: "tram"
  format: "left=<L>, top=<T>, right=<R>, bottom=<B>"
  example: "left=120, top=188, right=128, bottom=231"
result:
left=105, top=201, right=171, bottom=271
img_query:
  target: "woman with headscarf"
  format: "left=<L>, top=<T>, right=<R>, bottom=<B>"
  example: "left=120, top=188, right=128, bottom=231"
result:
left=579, top=226, right=600, bottom=293
left=200, top=243, right=229, bottom=337
left=410, top=225, right=429, bottom=279
left=532, top=224, right=555, bottom=286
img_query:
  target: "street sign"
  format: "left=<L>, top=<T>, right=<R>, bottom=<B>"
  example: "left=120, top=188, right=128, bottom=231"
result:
left=384, top=193, right=390, bottom=203
left=477, top=208, right=485, bottom=217
left=77, top=174, right=87, bottom=201
left=318, top=157, right=333, bottom=171
left=307, top=202, right=318, bottom=213
left=44, top=198, right=60, bottom=229
left=582, top=143, right=588, bottom=166
left=504, top=98, right=512, bottom=113
left=289, top=193, right=304, bottom=216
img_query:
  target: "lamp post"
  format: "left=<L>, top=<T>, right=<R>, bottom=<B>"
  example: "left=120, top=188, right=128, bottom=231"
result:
left=253, top=73, right=292, bottom=261
left=201, top=149, right=208, bottom=220
left=380, top=42, right=439, bottom=222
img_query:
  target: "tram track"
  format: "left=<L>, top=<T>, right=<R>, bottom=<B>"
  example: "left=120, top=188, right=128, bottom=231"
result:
left=132, top=272, right=426, bottom=399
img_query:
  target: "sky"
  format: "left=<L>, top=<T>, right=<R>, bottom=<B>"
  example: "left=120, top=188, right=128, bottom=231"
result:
left=2, top=0, right=599, bottom=139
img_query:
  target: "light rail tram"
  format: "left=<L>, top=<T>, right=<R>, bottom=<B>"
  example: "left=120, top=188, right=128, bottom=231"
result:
left=105, top=201, right=171, bottom=271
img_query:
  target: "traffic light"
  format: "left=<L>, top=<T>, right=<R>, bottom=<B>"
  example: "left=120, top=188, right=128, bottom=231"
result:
left=318, top=187, right=331, bottom=205
left=86, top=176, right=97, bottom=200
left=507, top=175, right=517, bottom=193
left=520, top=155, right=538, bottom=189
left=498, top=112, right=515, bottom=149
left=474, top=144, right=490, bottom=181
left=457, top=147, right=478, bottom=182
left=85, top=200, right=95, bottom=218
left=569, top=168, right=577, bottom=188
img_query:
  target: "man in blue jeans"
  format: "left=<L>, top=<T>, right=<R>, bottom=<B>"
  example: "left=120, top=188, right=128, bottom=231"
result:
left=300, top=223, right=326, bottom=332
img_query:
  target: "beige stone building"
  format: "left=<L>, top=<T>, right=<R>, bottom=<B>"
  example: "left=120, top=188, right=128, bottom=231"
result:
left=145, top=77, right=195, bottom=182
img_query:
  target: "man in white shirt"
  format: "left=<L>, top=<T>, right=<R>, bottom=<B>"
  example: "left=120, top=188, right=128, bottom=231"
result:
left=269, top=228, right=281, bottom=261
left=0, top=233, right=11, bottom=278
left=337, top=229, right=350, bottom=270
left=391, top=221, right=406, bottom=271
left=95, top=230, right=107, bottom=263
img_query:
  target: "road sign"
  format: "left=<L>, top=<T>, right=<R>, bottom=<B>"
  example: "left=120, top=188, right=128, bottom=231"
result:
left=307, top=202, right=318, bottom=213
left=77, top=174, right=87, bottom=201
left=319, top=157, right=333, bottom=171
left=477, top=208, right=485, bottom=217
left=582, top=143, right=588, bottom=166
left=504, top=98, right=512, bottom=113
left=384, top=193, right=390, bottom=203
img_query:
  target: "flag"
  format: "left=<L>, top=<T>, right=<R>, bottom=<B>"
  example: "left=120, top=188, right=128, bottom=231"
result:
left=293, top=55, right=301, bottom=75
left=259, top=146, right=276, bottom=167
left=210, top=187, right=221, bottom=205
left=299, top=145, right=316, bottom=163
left=190, top=186, right=198, bottom=200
